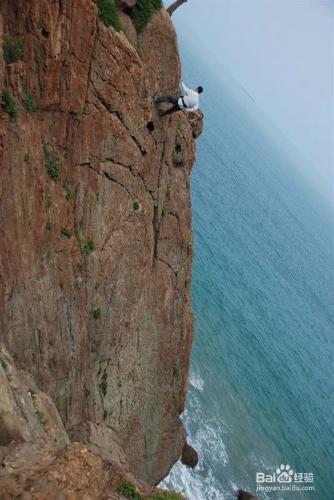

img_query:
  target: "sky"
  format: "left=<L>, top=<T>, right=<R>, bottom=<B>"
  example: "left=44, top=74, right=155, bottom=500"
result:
left=167, top=0, right=333, bottom=202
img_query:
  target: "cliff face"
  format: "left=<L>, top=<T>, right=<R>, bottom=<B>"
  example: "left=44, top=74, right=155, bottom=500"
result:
left=0, top=0, right=201, bottom=489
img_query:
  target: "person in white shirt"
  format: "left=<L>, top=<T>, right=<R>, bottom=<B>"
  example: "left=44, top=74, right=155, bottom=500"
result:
left=154, top=82, right=203, bottom=117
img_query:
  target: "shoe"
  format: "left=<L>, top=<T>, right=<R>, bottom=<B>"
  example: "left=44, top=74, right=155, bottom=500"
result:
left=153, top=95, right=160, bottom=104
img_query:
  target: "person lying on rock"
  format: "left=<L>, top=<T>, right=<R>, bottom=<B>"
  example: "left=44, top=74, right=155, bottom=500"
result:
left=154, top=82, right=203, bottom=117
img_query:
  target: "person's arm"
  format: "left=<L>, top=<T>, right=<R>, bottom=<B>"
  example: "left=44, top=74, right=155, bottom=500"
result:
left=181, top=82, right=191, bottom=95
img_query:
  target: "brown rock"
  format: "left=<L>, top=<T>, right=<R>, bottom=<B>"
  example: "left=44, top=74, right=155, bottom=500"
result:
left=237, top=490, right=257, bottom=500
left=181, top=441, right=199, bottom=468
left=0, top=352, right=183, bottom=499
left=119, top=11, right=138, bottom=48
left=0, top=345, right=69, bottom=447
left=70, top=421, right=129, bottom=468
left=0, top=0, right=202, bottom=487
left=187, top=109, right=204, bottom=138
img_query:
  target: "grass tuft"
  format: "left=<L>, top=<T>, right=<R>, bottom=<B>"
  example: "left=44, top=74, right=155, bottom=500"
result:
left=63, top=179, right=74, bottom=202
left=92, top=307, right=101, bottom=320
left=22, top=90, right=36, bottom=113
left=3, top=36, right=23, bottom=64
left=148, top=492, right=183, bottom=500
left=74, top=225, right=96, bottom=256
left=98, top=0, right=122, bottom=31
left=116, top=482, right=141, bottom=500
left=129, top=0, right=162, bottom=33
left=61, top=227, right=72, bottom=239
left=43, top=146, right=60, bottom=182
left=1, top=88, right=18, bottom=118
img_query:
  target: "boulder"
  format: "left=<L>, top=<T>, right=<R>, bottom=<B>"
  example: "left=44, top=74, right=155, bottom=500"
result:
left=181, top=441, right=199, bottom=468
left=237, top=490, right=257, bottom=500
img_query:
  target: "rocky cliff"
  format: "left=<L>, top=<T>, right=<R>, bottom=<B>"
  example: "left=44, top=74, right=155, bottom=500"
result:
left=0, top=0, right=202, bottom=495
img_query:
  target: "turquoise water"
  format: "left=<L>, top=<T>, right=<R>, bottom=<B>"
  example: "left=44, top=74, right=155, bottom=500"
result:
left=162, top=37, right=334, bottom=500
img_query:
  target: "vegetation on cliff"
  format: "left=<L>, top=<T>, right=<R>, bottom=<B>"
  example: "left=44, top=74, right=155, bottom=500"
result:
left=98, top=0, right=122, bottom=31
left=129, top=0, right=163, bottom=32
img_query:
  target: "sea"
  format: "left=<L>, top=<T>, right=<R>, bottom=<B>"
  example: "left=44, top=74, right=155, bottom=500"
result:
left=161, top=26, right=334, bottom=500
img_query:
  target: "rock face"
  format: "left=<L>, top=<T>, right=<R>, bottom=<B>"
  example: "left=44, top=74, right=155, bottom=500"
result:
left=0, top=345, right=69, bottom=448
left=0, top=0, right=202, bottom=488
left=0, top=344, right=181, bottom=498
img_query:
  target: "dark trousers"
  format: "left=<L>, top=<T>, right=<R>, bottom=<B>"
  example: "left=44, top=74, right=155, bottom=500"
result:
left=156, top=95, right=181, bottom=116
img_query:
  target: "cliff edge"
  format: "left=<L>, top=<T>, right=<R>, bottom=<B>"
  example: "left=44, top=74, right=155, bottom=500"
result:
left=0, top=0, right=202, bottom=494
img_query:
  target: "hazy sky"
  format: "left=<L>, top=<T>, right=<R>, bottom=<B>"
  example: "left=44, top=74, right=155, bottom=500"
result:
left=169, top=0, right=333, bottom=197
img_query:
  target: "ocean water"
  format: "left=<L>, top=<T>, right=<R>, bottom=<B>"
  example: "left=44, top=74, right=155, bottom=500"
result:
left=162, top=36, right=334, bottom=500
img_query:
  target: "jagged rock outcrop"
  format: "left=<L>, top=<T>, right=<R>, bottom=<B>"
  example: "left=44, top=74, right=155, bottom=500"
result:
left=0, top=344, right=183, bottom=498
left=0, top=345, right=69, bottom=448
left=0, top=0, right=202, bottom=489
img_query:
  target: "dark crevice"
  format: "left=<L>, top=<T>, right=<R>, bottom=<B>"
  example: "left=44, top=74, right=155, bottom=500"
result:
left=153, top=205, right=159, bottom=260
left=146, top=121, right=155, bottom=132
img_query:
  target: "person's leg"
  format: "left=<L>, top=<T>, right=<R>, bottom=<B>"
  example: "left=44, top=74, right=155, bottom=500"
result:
left=154, top=95, right=179, bottom=105
left=159, top=104, right=181, bottom=117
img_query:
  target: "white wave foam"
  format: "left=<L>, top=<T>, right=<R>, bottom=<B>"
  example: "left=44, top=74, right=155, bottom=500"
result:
left=189, top=372, right=205, bottom=391
left=161, top=460, right=227, bottom=500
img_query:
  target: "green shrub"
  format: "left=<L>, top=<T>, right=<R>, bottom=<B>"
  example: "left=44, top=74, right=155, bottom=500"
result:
left=161, top=206, right=166, bottom=218
left=63, top=179, right=74, bottom=201
left=98, top=0, right=121, bottom=31
left=1, top=88, right=18, bottom=118
left=46, top=220, right=52, bottom=231
left=96, top=191, right=100, bottom=201
left=166, top=184, right=171, bottom=199
left=24, top=153, right=30, bottom=162
left=92, top=307, right=101, bottom=320
left=129, top=0, right=162, bottom=33
left=149, top=493, right=183, bottom=500
left=74, top=225, right=96, bottom=256
left=3, top=36, right=23, bottom=64
left=43, top=146, right=60, bottom=182
left=82, top=239, right=95, bottom=256
left=61, top=227, right=72, bottom=239
left=133, top=201, right=140, bottom=211
left=116, top=482, right=141, bottom=500
left=22, top=90, right=36, bottom=113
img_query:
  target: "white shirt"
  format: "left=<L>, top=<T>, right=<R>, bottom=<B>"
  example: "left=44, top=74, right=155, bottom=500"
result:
left=178, top=82, right=199, bottom=112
